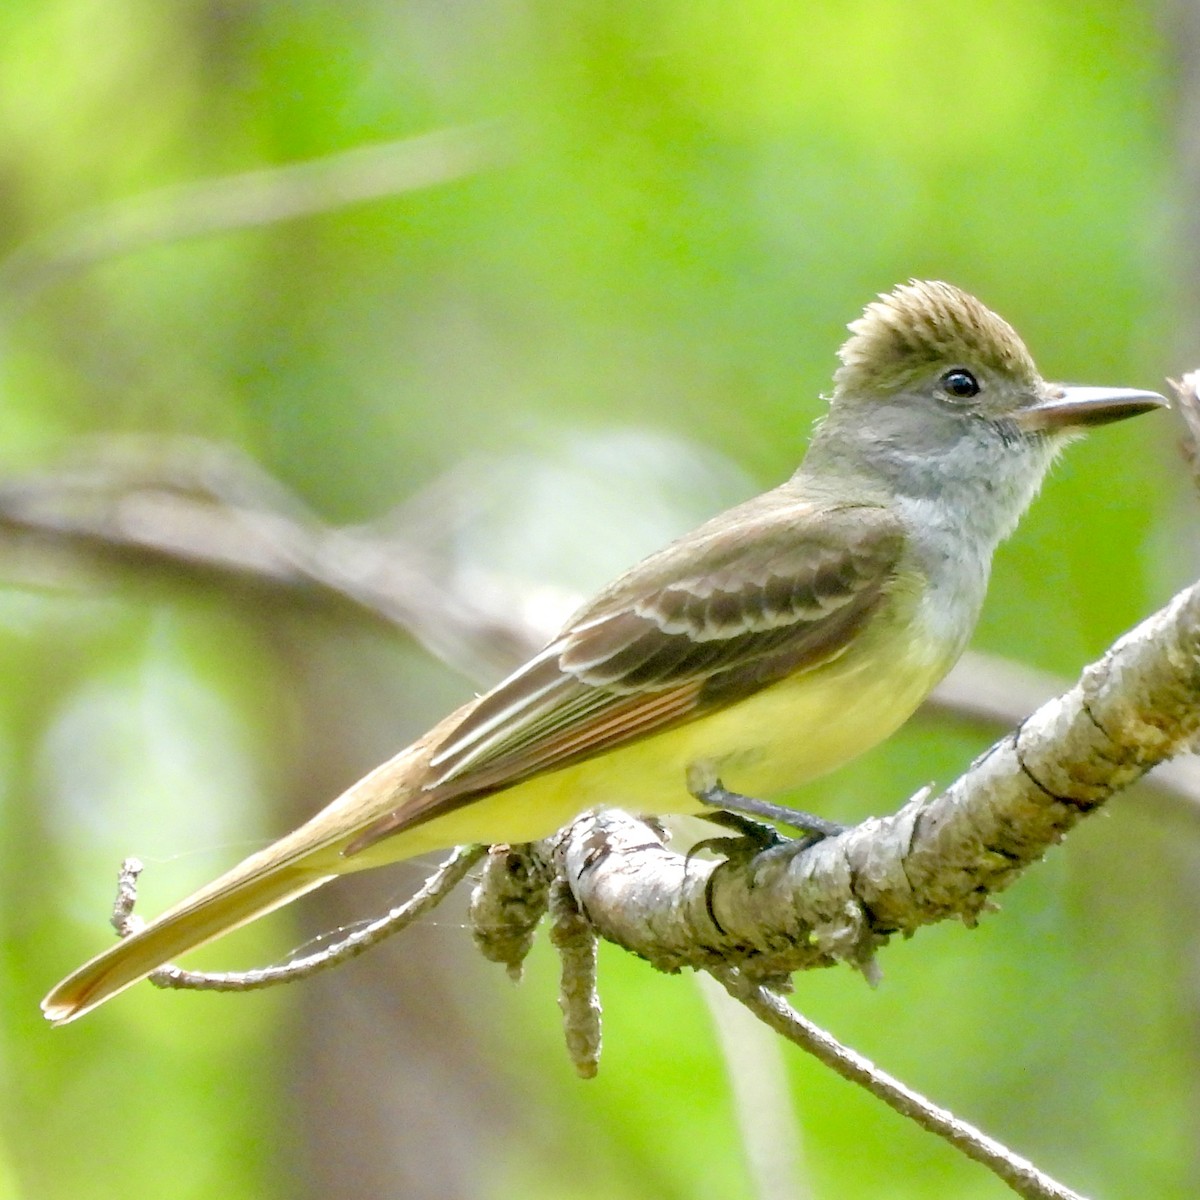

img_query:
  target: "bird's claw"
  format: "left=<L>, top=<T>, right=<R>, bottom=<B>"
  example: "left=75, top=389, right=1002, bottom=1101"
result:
left=687, top=810, right=786, bottom=866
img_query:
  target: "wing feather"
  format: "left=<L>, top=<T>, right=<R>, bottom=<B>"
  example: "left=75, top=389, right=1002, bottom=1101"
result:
left=345, top=497, right=904, bottom=854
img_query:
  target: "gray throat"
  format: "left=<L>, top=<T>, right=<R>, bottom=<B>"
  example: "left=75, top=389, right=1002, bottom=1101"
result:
left=799, top=411, right=1062, bottom=654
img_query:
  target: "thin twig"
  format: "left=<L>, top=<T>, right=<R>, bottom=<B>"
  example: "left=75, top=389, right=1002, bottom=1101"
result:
left=709, top=967, right=1087, bottom=1200
left=0, top=123, right=508, bottom=318
left=110, top=847, right=486, bottom=993
left=110, top=857, right=146, bottom=938
left=696, top=973, right=812, bottom=1200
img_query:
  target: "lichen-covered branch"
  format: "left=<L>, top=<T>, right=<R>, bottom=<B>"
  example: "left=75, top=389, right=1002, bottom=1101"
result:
left=548, top=878, right=603, bottom=1078
left=550, top=581, right=1200, bottom=981
left=469, top=845, right=553, bottom=980
left=37, top=436, right=1193, bottom=1198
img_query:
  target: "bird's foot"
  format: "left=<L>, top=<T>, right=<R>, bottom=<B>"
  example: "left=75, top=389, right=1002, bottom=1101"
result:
left=687, top=772, right=847, bottom=858
left=686, top=809, right=787, bottom=864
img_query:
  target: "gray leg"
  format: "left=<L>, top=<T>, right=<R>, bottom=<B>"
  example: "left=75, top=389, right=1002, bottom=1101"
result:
left=690, top=780, right=846, bottom=841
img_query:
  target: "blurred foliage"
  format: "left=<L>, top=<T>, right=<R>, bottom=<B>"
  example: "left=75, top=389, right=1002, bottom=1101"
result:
left=0, top=2, right=1192, bottom=1199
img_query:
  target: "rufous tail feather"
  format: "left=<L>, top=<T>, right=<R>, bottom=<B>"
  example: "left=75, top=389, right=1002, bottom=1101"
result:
left=40, top=859, right=334, bottom=1025
left=42, top=730, right=440, bottom=1024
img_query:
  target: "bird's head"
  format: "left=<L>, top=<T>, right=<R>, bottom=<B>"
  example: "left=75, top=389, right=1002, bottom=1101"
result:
left=801, top=280, right=1165, bottom=545
left=830, top=279, right=1164, bottom=443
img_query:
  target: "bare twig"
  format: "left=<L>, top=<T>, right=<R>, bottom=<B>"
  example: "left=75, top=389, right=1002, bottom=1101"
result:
left=710, top=968, right=1086, bottom=1200
left=109, top=846, right=485, bottom=994
left=0, top=123, right=508, bottom=318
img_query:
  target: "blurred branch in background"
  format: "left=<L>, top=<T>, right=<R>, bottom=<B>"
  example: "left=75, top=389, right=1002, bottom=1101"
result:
left=0, top=122, right=509, bottom=321
left=2, top=435, right=1196, bottom=813
left=0, top=435, right=554, bottom=680
left=696, top=972, right=812, bottom=1200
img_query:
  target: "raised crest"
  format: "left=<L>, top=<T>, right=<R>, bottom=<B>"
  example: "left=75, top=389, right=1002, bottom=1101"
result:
left=835, top=280, right=1038, bottom=395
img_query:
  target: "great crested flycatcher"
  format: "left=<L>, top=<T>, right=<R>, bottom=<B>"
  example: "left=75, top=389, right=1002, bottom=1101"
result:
left=42, top=280, right=1165, bottom=1024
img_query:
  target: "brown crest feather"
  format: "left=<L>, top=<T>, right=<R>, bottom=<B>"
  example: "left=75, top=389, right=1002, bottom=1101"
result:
left=834, top=280, right=1038, bottom=396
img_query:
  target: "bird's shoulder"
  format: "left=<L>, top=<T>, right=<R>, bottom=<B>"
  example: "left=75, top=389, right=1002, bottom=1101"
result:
left=425, top=490, right=907, bottom=784
left=559, top=488, right=907, bottom=666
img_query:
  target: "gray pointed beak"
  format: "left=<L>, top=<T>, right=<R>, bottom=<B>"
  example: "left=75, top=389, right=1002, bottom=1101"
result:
left=1013, top=384, right=1168, bottom=433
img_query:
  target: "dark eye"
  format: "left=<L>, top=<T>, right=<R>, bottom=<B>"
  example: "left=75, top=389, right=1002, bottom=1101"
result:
left=940, top=369, right=980, bottom=399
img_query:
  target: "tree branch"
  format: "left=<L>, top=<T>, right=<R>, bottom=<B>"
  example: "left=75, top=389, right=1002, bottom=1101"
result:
left=710, top=968, right=1086, bottom=1200
left=548, top=581, right=1200, bottom=981
left=32, top=436, right=1195, bottom=1197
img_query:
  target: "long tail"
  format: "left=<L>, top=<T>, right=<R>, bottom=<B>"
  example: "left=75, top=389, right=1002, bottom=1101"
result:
left=41, top=729, right=448, bottom=1025
left=40, top=855, right=335, bottom=1025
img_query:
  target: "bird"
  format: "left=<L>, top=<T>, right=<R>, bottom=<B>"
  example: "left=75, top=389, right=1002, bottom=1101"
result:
left=41, top=280, right=1165, bottom=1025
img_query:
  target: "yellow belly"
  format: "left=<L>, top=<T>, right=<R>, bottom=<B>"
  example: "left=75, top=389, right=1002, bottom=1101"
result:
left=383, top=600, right=956, bottom=860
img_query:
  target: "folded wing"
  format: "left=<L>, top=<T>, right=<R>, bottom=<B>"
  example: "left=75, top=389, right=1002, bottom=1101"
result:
left=347, top=496, right=903, bottom=852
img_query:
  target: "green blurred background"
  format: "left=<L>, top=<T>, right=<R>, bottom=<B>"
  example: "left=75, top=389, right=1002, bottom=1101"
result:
left=0, top=2, right=1194, bottom=1197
